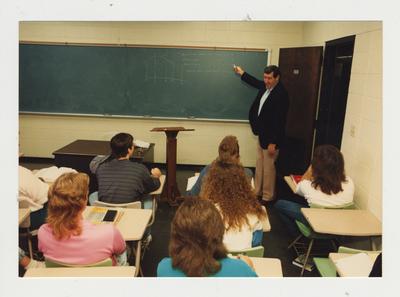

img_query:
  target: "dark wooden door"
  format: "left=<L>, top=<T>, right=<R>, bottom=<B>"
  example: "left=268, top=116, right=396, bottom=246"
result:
left=314, top=35, right=355, bottom=149
left=277, top=46, right=323, bottom=175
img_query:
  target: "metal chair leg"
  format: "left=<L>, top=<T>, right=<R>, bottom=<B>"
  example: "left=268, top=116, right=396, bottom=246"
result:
left=288, top=234, right=303, bottom=249
left=300, top=239, right=314, bottom=277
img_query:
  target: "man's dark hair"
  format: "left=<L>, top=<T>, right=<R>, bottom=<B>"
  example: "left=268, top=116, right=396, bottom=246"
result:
left=110, top=133, right=134, bottom=158
left=264, top=65, right=281, bottom=78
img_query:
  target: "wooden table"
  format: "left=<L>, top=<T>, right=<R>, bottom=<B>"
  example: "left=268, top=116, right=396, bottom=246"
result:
left=301, top=208, right=382, bottom=236
left=251, top=257, right=282, bottom=277
left=25, top=266, right=136, bottom=277
left=83, top=206, right=151, bottom=276
left=53, top=139, right=155, bottom=193
left=151, top=127, right=194, bottom=205
left=18, top=208, right=30, bottom=225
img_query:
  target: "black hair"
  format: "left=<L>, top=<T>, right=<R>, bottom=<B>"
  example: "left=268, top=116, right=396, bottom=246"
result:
left=110, top=133, right=134, bottom=159
left=264, top=65, right=281, bottom=78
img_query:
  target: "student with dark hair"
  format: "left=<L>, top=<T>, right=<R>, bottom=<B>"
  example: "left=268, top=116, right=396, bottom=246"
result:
left=274, top=145, right=354, bottom=234
left=157, top=198, right=257, bottom=277
left=38, top=173, right=126, bottom=266
left=234, top=65, right=289, bottom=202
left=188, top=135, right=253, bottom=196
left=89, top=132, right=161, bottom=207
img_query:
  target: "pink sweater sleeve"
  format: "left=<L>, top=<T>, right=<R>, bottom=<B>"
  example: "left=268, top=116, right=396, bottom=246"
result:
left=112, top=227, right=126, bottom=255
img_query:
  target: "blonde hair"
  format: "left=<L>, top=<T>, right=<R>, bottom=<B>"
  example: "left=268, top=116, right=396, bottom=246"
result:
left=47, top=172, right=89, bottom=240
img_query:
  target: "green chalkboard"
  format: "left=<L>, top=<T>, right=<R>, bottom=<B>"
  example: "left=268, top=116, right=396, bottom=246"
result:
left=19, top=43, right=268, bottom=120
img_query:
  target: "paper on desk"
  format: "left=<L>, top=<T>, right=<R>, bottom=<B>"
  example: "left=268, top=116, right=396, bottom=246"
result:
left=334, top=253, right=374, bottom=277
left=133, top=139, right=150, bottom=149
left=186, top=175, right=199, bottom=191
left=34, top=166, right=77, bottom=183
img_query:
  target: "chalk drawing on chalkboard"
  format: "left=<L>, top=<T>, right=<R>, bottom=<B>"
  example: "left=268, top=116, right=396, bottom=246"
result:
left=144, top=54, right=184, bottom=84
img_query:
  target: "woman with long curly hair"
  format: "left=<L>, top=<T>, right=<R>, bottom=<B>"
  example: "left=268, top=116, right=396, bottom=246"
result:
left=200, top=136, right=266, bottom=251
left=274, top=144, right=354, bottom=235
left=157, top=198, right=257, bottom=277
left=188, top=135, right=253, bottom=196
left=38, top=172, right=126, bottom=265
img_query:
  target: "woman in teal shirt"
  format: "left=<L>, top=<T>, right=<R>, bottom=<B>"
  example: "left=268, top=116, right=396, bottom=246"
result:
left=157, top=198, right=257, bottom=277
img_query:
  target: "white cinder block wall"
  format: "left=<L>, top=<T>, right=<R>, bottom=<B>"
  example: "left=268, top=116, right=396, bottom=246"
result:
left=303, top=21, right=382, bottom=221
left=19, top=21, right=304, bottom=167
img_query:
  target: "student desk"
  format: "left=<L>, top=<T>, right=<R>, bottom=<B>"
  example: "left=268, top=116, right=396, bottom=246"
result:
left=18, top=208, right=30, bottom=225
left=301, top=208, right=382, bottom=249
left=24, top=266, right=136, bottom=277
left=251, top=257, right=282, bottom=277
left=83, top=206, right=152, bottom=276
left=283, top=175, right=297, bottom=193
left=328, top=252, right=380, bottom=277
left=53, top=139, right=155, bottom=193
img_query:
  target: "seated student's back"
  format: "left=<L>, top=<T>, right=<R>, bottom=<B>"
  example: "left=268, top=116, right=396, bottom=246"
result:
left=38, top=172, right=126, bottom=265
left=157, top=197, right=257, bottom=277
left=90, top=132, right=161, bottom=204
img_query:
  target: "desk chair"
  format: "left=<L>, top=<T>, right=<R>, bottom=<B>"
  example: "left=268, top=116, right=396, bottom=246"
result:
left=313, top=246, right=381, bottom=277
left=288, top=202, right=355, bottom=276
left=93, top=200, right=141, bottom=209
left=45, top=257, right=113, bottom=268
left=229, top=246, right=265, bottom=258
left=19, top=201, right=37, bottom=259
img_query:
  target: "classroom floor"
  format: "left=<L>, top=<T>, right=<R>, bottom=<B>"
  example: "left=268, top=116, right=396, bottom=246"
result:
left=20, top=159, right=369, bottom=277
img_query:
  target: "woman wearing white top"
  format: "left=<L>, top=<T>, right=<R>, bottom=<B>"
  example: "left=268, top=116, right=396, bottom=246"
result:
left=274, top=145, right=354, bottom=235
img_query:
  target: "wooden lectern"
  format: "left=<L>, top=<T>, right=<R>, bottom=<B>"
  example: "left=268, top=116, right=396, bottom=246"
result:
left=151, top=127, right=194, bottom=206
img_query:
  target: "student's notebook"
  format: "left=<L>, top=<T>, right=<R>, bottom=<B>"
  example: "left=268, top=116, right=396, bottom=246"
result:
left=334, top=253, right=374, bottom=277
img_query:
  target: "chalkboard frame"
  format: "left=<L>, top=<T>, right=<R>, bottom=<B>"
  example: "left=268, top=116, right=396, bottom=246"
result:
left=19, top=41, right=270, bottom=122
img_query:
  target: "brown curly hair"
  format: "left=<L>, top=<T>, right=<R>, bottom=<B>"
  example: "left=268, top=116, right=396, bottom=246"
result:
left=200, top=136, right=265, bottom=231
left=47, top=172, right=89, bottom=240
left=169, top=197, right=227, bottom=276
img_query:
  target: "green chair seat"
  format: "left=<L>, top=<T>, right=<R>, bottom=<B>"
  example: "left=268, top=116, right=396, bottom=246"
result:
left=229, top=246, right=264, bottom=258
left=313, top=257, right=337, bottom=277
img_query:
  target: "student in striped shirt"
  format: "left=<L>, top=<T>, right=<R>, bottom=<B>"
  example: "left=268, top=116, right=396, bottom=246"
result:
left=89, top=132, right=161, bottom=208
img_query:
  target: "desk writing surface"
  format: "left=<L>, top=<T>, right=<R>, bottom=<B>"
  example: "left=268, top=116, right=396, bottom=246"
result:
left=284, top=176, right=297, bottom=193
left=19, top=208, right=30, bottom=225
left=151, top=175, right=166, bottom=195
left=250, top=257, right=282, bottom=277
left=83, top=207, right=152, bottom=241
left=53, top=139, right=154, bottom=159
left=329, top=253, right=380, bottom=277
left=301, top=208, right=382, bottom=236
left=24, top=266, right=136, bottom=277
left=261, top=206, right=271, bottom=232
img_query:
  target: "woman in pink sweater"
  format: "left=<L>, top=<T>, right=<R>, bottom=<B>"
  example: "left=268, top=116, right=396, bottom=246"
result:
left=38, top=172, right=126, bottom=265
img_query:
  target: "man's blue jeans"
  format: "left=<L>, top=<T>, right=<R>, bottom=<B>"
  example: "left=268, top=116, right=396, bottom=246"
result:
left=274, top=199, right=310, bottom=235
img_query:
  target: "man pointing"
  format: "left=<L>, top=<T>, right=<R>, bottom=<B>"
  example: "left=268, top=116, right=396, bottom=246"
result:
left=234, top=65, right=289, bottom=202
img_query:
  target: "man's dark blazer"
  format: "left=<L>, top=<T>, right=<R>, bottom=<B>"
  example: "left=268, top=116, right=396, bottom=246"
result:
left=241, top=72, right=289, bottom=150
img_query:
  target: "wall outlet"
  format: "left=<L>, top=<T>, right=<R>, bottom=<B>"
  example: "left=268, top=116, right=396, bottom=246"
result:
left=350, top=125, right=356, bottom=137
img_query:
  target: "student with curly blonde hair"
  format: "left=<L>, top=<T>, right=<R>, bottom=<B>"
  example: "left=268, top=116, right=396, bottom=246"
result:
left=157, top=198, right=257, bottom=277
left=38, top=172, right=126, bottom=265
left=200, top=136, right=266, bottom=251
